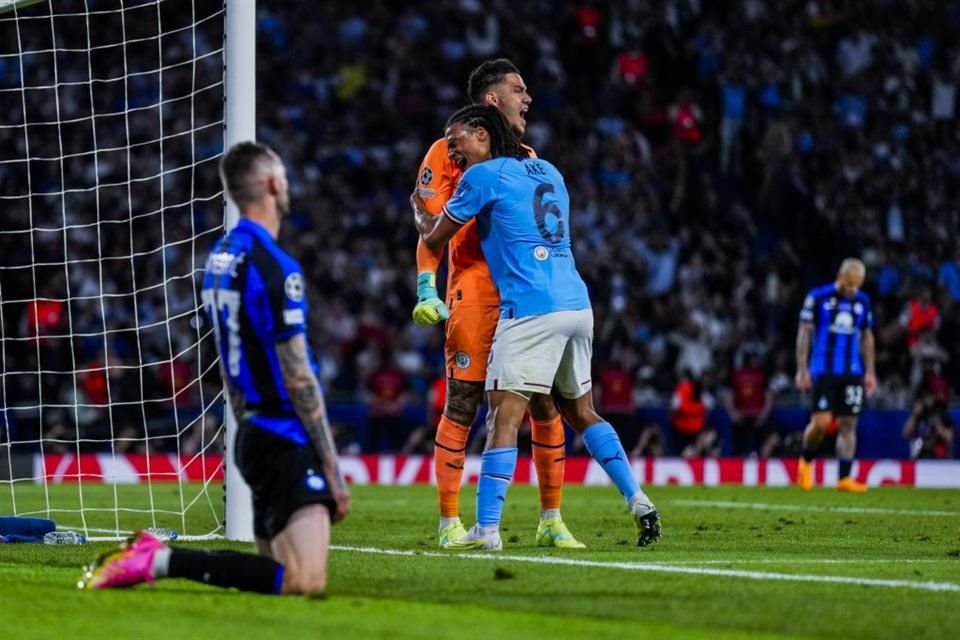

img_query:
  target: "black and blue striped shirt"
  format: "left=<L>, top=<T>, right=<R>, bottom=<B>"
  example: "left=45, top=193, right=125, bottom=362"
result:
left=799, top=283, right=873, bottom=379
left=201, top=219, right=319, bottom=444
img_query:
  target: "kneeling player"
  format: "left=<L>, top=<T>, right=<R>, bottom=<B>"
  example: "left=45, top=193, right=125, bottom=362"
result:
left=81, top=143, right=350, bottom=594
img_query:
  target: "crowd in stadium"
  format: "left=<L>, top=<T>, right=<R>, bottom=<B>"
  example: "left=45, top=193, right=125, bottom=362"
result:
left=2, top=0, right=958, bottom=458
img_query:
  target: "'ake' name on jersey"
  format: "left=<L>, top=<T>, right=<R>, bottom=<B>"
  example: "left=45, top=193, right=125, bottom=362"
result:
left=441, top=157, right=590, bottom=319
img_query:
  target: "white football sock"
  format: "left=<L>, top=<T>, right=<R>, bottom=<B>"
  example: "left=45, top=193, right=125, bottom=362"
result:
left=628, top=489, right=654, bottom=511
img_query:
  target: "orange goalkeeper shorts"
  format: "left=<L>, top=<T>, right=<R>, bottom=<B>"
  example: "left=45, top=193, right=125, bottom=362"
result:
left=445, top=305, right=499, bottom=382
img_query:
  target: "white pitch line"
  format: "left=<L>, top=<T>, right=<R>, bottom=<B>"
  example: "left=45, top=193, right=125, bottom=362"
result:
left=331, top=545, right=960, bottom=593
left=642, top=559, right=941, bottom=565
left=672, top=499, right=960, bottom=517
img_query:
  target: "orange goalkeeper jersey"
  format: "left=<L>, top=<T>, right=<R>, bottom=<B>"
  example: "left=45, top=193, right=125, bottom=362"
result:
left=415, top=138, right=535, bottom=308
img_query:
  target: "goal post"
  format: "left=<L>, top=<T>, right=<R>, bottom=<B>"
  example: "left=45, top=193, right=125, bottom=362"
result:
left=0, top=0, right=254, bottom=542
left=223, top=0, right=254, bottom=542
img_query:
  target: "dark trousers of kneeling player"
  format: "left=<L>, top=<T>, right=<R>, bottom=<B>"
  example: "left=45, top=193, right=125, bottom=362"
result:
left=148, top=424, right=339, bottom=595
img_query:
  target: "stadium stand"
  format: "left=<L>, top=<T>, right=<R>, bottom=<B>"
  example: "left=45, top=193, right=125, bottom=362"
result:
left=2, top=0, right=957, bottom=456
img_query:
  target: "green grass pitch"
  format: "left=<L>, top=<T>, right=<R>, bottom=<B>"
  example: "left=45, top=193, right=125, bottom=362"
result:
left=2, top=483, right=959, bottom=639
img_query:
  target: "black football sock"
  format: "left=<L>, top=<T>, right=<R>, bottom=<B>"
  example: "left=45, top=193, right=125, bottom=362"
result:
left=838, top=459, right=853, bottom=479
left=801, top=447, right=816, bottom=462
left=168, top=548, right=284, bottom=594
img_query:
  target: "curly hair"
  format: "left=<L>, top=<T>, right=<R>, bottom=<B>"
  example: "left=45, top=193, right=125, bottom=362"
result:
left=445, top=105, right=529, bottom=161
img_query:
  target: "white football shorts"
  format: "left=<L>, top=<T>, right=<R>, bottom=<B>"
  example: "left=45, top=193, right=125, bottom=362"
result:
left=485, top=308, right=594, bottom=399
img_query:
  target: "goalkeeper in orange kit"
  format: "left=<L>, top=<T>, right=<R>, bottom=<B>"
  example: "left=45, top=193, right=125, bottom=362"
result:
left=412, top=59, right=583, bottom=549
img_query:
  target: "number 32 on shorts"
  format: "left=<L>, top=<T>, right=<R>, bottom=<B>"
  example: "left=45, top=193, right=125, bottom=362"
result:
left=844, top=384, right=863, bottom=412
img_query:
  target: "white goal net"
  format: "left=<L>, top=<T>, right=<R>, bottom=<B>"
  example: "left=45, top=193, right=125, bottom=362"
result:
left=0, top=0, right=230, bottom=540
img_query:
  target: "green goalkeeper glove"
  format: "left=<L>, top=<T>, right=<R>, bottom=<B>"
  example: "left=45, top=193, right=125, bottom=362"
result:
left=412, top=272, right=449, bottom=326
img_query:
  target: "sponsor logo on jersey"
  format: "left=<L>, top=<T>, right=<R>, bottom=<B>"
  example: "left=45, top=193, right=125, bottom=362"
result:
left=284, top=273, right=304, bottom=302
left=533, top=246, right=549, bottom=261
left=455, top=351, right=472, bottom=369
left=831, top=310, right=855, bottom=334
left=207, top=251, right=244, bottom=276
left=283, top=309, right=305, bottom=326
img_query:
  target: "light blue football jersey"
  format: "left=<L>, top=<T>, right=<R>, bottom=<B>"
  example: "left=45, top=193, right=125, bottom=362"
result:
left=443, top=156, right=590, bottom=319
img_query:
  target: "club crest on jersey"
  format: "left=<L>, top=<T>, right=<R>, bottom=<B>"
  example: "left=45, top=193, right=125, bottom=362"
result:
left=533, top=246, right=549, bottom=261
left=818, top=396, right=829, bottom=410
left=284, top=273, right=304, bottom=302
left=305, top=470, right=327, bottom=492
left=419, top=166, right=433, bottom=186
left=455, top=351, right=472, bottom=369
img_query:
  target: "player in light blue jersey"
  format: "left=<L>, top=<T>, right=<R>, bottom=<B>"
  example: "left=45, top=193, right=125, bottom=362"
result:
left=413, top=105, right=661, bottom=550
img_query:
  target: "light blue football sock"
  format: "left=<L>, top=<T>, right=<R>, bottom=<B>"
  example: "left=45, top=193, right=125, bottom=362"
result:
left=582, top=421, right=639, bottom=501
left=476, top=447, right=518, bottom=527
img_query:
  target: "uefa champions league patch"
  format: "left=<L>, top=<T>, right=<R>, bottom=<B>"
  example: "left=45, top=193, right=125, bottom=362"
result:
left=284, top=272, right=304, bottom=302
left=454, top=351, right=471, bottom=369
left=419, top=166, right=433, bottom=186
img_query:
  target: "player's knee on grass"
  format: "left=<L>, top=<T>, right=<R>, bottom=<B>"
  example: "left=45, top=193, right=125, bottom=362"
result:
left=282, top=563, right=327, bottom=596
left=444, top=379, right=484, bottom=426
left=272, top=505, right=331, bottom=595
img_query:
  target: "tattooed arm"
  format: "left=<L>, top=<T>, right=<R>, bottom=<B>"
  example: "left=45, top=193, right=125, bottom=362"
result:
left=218, top=362, right=247, bottom=420
left=861, top=328, right=877, bottom=396
left=794, top=322, right=813, bottom=392
left=276, top=333, right=350, bottom=522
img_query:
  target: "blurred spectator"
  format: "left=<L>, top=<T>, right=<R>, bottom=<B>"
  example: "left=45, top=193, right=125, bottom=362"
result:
left=629, top=422, right=665, bottom=458
left=3, top=1, right=960, bottom=455
left=718, top=69, right=747, bottom=175
left=400, top=373, right=445, bottom=455
left=899, top=284, right=939, bottom=349
left=594, top=358, right=636, bottom=446
left=902, top=369, right=954, bottom=459
left=668, top=89, right=704, bottom=146
left=20, top=279, right=67, bottom=351
left=938, top=246, right=960, bottom=303
left=365, top=346, right=411, bottom=452
left=723, top=349, right=778, bottom=457
left=669, top=370, right=718, bottom=457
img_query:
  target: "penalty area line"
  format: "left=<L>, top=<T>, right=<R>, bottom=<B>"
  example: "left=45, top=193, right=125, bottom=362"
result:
left=671, top=499, right=960, bottom=517
left=331, top=545, right=960, bottom=593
